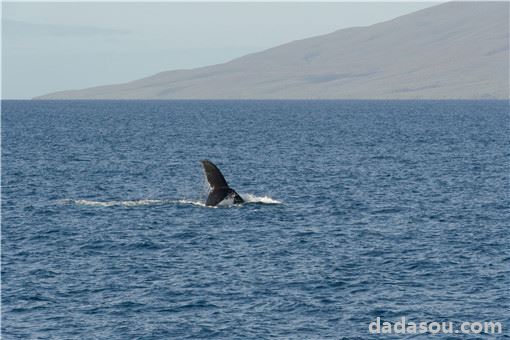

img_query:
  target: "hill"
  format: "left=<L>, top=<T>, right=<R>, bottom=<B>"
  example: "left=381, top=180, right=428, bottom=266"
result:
left=36, top=2, right=509, bottom=99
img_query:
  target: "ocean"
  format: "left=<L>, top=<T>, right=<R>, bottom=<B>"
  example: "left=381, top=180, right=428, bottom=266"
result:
left=2, top=100, right=509, bottom=339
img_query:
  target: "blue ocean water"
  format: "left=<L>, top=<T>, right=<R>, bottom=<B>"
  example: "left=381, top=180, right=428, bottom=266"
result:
left=2, top=100, right=509, bottom=339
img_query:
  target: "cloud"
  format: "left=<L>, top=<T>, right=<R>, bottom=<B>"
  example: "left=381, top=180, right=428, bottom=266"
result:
left=2, top=19, right=131, bottom=37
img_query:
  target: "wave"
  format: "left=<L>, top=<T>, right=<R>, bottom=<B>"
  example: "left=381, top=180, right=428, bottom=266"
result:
left=56, top=194, right=281, bottom=208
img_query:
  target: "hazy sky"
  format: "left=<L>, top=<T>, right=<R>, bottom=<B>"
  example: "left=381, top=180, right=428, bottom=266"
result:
left=2, top=2, right=437, bottom=99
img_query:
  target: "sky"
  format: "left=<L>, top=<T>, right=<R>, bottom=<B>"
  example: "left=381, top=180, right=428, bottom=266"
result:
left=2, top=2, right=438, bottom=99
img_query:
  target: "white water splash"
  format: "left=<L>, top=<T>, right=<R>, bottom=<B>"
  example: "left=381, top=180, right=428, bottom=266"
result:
left=56, top=199, right=171, bottom=207
left=57, top=198, right=209, bottom=208
left=241, top=193, right=283, bottom=204
left=175, top=199, right=207, bottom=207
left=56, top=194, right=281, bottom=208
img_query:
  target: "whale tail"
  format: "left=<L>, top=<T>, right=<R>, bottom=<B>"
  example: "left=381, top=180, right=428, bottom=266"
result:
left=201, top=160, right=244, bottom=206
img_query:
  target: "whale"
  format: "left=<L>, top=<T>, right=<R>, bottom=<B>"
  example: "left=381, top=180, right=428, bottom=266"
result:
left=201, top=160, right=244, bottom=206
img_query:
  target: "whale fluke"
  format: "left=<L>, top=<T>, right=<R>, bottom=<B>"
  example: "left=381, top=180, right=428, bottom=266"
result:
left=201, top=160, right=244, bottom=206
